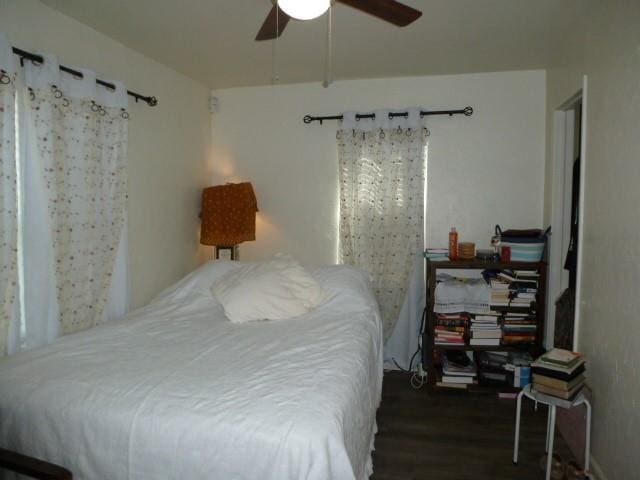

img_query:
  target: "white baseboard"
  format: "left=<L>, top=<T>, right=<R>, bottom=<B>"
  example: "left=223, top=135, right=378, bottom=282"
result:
left=588, top=456, right=609, bottom=480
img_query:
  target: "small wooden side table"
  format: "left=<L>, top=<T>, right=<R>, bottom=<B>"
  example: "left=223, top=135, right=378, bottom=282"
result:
left=513, top=384, right=591, bottom=480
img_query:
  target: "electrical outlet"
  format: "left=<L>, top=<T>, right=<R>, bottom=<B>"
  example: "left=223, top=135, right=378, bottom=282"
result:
left=217, top=248, right=232, bottom=261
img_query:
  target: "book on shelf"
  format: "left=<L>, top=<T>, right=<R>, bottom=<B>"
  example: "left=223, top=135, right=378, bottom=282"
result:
left=489, top=279, right=510, bottom=290
left=473, top=313, right=501, bottom=320
left=516, top=293, right=536, bottom=299
left=436, top=381, right=468, bottom=390
left=441, top=375, right=475, bottom=384
left=471, top=320, right=499, bottom=326
left=436, top=334, right=466, bottom=340
left=436, top=331, right=465, bottom=338
left=502, top=335, right=536, bottom=344
left=471, top=330, right=502, bottom=339
left=514, top=287, right=538, bottom=294
left=442, top=354, right=477, bottom=377
left=436, top=320, right=468, bottom=327
left=425, top=248, right=450, bottom=261
left=438, top=354, right=477, bottom=387
left=503, top=318, right=537, bottom=325
left=435, top=313, right=468, bottom=345
left=435, top=326, right=466, bottom=333
left=490, top=301, right=533, bottom=308
left=503, top=326, right=537, bottom=334
left=513, top=270, right=540, bottom=276
left=479, top=369, right=508, bottom=383
left=437, top=313, right=469, bottom=322
left=471, top=323, right=500, bottom=329
left=470, top=338, right=501, bottom=346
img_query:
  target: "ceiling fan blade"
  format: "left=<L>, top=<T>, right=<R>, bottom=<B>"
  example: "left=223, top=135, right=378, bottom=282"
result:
left=337, top=0, right=422, bottom=27
left=255, top=5, right=291, bottom=41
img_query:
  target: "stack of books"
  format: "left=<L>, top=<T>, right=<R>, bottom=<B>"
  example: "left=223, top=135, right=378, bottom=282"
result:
left=476, top=351, right=510, bottom=385
left=438, top=352, right=477, bottom=389
left=502, top=313, right=537, bottom=344
left=487, top=270, right=539, bottom=307
left=434, top=313, right=468, bottom=345
left=469, top=314, right=501, bottom=346
left=531, top=348, right=586, bottom=401
left=424, top=248, right=449, bottom=261
left=504, top=351, right=534, bottom=387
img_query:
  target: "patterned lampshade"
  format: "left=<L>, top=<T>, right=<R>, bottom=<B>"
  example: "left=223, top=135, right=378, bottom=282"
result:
left=200, top=182, right=258, bottom=246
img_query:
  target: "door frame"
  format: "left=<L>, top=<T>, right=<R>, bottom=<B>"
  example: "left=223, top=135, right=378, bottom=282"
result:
left=546, top=76, right=588, bottom=351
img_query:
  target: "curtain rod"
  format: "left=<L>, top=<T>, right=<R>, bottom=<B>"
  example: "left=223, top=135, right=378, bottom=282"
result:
left=303, top=106, right=473, bottom=125
left=11, top=47, right=158, bottom=107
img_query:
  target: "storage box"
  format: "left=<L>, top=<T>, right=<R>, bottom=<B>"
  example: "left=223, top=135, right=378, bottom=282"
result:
left=495, top=225, right=550, bottom=262
left=510, top=366, right=531, bottom=387
left=500, top=241, right=546, bottom=262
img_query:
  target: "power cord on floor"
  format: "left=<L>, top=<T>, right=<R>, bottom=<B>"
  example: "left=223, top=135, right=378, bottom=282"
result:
left=391, top=307, right=427, bottom=389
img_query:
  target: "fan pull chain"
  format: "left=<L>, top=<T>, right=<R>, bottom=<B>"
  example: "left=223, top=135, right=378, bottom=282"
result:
left=323, top=3, right=333, bottom=88
left=272, top=0, right=280, bottom=84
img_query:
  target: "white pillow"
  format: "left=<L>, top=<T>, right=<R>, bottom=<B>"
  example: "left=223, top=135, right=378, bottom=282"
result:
left=211, top=254, right=328, bottom=323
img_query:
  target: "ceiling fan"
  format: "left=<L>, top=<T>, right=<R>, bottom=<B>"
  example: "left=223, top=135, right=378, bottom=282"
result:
left=255, top=0, right=423, bottom=41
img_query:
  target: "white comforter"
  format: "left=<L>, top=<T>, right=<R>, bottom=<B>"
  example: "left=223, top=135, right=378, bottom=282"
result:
left=0, top=262, right=383, bottom=480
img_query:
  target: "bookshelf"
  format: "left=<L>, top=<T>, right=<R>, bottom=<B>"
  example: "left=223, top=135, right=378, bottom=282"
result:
left=423, top=259, right=547, bottom=387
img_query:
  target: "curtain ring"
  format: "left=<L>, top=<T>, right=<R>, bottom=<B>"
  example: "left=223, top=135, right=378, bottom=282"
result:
left=406, top=128, right=413, bottom=137
left=379, top=128, right=385, bottom=139
left=336, top=130, right=342, bottom=140
left=0, top=70, right=10, bottom=85
left=396, top=125, right=402, bottom=134
left=29, top=88, right=35, bottom=101
left=52, top=85, right=63, bottom=98
left=423, top=126, right=431, bottom=137
left=62, top=97, right=70, bottom=107
left=98, top=106, right=106, bottom=116
left=352, top=129, right=356, bottom=138
left=90, top=101, right=99, bottom=112
left=121, top=108, right=129, bottom=119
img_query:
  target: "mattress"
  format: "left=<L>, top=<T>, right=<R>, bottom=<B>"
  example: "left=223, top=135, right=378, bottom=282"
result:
left=0, top=262, right=383, bottom=480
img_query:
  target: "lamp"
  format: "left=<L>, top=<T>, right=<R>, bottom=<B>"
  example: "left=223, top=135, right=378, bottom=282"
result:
left=278, top=0, right=330, bottom=20
left=200, top=182, right=258, bottom=260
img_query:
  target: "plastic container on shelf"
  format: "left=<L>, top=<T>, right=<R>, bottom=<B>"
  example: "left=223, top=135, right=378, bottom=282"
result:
left=495, top=225, right=550, bottom=262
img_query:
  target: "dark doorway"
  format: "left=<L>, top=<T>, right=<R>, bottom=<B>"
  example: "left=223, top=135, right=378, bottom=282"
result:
left=554, top=102, right=582, bottom=350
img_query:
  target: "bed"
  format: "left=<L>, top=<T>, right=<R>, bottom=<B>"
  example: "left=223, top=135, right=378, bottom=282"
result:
left=0, top=262, right=383, bottom=480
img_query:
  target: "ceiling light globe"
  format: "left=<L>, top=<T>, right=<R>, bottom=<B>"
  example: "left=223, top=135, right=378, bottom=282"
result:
left=278, top=0, right=330, bottom=20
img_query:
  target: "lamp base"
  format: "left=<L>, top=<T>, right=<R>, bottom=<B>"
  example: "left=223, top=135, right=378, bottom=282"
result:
left=215, top=245, right=239, bottom=261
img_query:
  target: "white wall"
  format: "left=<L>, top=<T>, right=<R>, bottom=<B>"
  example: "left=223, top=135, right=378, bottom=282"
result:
left=0, top=0, right=212, bottom=308
left=544, top=1, right=640, bottom=478
left=211, top=70, right=546, bottom=266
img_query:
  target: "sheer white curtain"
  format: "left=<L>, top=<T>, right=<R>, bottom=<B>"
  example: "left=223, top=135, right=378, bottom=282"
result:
left=338, top=108, right=427, bottom=340
left=0, top=34, right=18, bottom=356
left=0, top=33, right=130, bottom=354
left=20, top=54, right=129, bottom=342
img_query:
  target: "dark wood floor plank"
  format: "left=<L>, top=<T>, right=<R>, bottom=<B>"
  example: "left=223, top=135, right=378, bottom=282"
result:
left=372, top=371, right=573, bottom=480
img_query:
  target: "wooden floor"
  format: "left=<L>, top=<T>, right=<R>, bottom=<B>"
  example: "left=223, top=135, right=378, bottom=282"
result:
left=372, top=371, right=573, bottom=480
